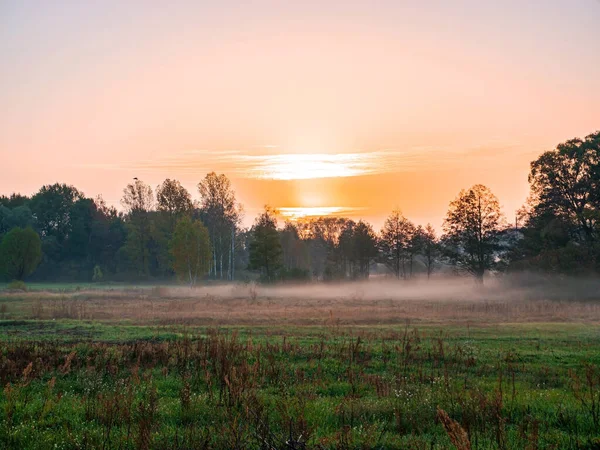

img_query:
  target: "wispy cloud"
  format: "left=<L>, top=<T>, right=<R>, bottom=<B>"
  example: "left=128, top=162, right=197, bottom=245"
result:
left=278, top=206, right=366, bottom=220
left=77, top=142, right=537, bottom=180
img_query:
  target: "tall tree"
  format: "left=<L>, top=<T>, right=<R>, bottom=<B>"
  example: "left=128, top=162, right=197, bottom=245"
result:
left=297, top=217, right=351, bottom=279
left=280, top=221, right=310, bottom=273
left=248, top=206, right=282, bottom=281
left=170, top=216, right=211, bottom=287
left=121, top=179, right=154, bottom=277
left=416, top=224, right=439, bottom=279
left=198, top=172, right=241, bottom=280
left=442, top=184, right=505, bottom=283
left=350, top=221, right=378, bottom=278
left=155, top=179, right=194, bottom=276
left=0, top=227, right=42, bottom=280
left=89, top=196, right=127, bottom=277
left=29, top=183, right=84, bottom=243
left=379, top=210, right=415, bottom=279
left=529, top=131, right=600, bottom=245
left=156, top=179, right=193, bottom=232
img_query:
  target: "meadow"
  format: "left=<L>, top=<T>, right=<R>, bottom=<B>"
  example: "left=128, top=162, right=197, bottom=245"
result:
left=1, top=281, right=600, bottom=449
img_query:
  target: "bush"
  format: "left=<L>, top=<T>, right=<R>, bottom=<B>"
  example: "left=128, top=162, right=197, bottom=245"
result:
left=92, top=265, right=103, bottom=282
left=7, top=280, right=27, bottom=291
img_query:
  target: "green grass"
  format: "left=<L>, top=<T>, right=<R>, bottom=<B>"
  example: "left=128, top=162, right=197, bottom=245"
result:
left=0, top=281, right=161, bottom=292
left=1, top=320, right=600, bottom=449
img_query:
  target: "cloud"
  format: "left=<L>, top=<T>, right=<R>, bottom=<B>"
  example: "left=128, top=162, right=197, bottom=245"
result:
left=76, top=142, right=538, bottom=181
left=277, top=206, right=367, bottom=220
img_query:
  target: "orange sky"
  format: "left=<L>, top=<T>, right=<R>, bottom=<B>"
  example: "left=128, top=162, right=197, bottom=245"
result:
left=1, top=1, right=599, bottom=230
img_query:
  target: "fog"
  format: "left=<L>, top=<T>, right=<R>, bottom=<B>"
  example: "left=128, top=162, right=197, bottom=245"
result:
left=184, top=273, right=600, bottom=303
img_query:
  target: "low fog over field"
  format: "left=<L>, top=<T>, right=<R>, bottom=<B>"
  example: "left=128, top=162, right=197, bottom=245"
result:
left=9, top=274, right=600, bottom=326
left=186, top=273, right=600, bottom=303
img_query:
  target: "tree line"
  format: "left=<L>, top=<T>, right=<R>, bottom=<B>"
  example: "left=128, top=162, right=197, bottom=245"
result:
left=1, top=131, right=599, bottom=284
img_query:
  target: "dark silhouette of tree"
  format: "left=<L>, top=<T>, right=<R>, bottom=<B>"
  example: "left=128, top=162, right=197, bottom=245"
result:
left=248, top=206, right=282, bottom=281
left=442, top=184, right=505, bottom=283
left=0, top=193, right=29, bottom=209
left=510, top=131, right=600, bottom=273
left=280, top=221, right=310, bottom=278
left=170, top=216, right=211, bottom=287
left=416, top=224, right=439, bottom=279
left=0, top=227, right=42, bottom=280
left=379, top=210, right=415, bottom=279
left=350, top=220, right=378, bottom=278
left=529, top=131, right=600, bottom=245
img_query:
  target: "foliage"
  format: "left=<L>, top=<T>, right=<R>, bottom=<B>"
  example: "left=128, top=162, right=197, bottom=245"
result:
left=170, top=216, right=212, bottom=286
left=442, top=184, right=506, bottom=282
left=512, top=131, right=600, bottom=273
left=6, top=280, right=27, bottom=291
left=280, top=221, right=311, bottom=274
left=0, top=131, right=599, bottom=282
left=29, top=183, right=84, bottom=244
left=345, top=220, right=378, bottom=279
left=92, top=265, right=103, bottom=282
left=529, top=131, right=599, bottom=244
left=0, top=322, right=599, bottom=449
left=0, top=227, right=42, bottom=280
left=416, top=224, right=439, bottom=278
left=121, top=179, right=154, bottom=277
left=379, top=210, right=417, bottom=279
left=197, top=172, right=241, bottom=280
left=249, top=206, right=282, bottom=281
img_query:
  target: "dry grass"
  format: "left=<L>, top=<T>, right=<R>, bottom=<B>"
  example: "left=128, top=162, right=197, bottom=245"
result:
left=3, top=279, right=600, bottom=326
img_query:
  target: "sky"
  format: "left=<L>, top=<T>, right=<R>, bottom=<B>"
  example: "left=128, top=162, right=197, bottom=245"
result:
left=1, top=0, right=599, bottom=230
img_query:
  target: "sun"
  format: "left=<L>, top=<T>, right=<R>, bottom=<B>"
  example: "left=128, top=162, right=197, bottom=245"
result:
left=247, top=153, right=374, bottom=180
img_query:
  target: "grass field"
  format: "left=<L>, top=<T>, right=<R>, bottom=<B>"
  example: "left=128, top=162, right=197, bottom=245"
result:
left=1, top=282, right=599, bottom=449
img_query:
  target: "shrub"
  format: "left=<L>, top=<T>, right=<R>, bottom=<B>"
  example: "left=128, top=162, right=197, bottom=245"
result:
left=92, top=265, right=103, bottom=282
left=7, top=280, right=27, bottom=291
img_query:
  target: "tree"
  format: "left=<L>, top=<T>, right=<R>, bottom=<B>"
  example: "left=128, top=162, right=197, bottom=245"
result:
left=89, top=196, right=127, bottom=277
left=0, top=227, right=42, bottom=280
left=121, top=179, right=154, bottom=277
left=0, top=193, right=29, bottom=209
left=442, top=184, right=505, bottom=283
left=417, top=224, right=439, bottom=279
left=529, top=131, right=600, bottom=245
left=379, top=210, right=416, bottom=279
left=350, top=221, right=378, bottom=278
left=298, top=217, right=352, bottom=279
left=170, top=216, right=212, bottom=287
left=248, top=206, right=282, bottom=281
left=198, top=173, right=241, bottom=280
left=156, top=179, right=193, bottom=232
left=29, top=183, right=84, bottom=243
left=280, top=221, right=310, bottom=273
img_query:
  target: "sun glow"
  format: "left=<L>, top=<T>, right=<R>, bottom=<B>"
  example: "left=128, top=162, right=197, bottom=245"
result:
left=246, top=153, right=378, bottom=180
left=278, top=206, right=365, bottom=221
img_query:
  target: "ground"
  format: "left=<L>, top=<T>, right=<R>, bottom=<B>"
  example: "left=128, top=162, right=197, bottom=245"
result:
left=0, top=281, right=599, bottom=449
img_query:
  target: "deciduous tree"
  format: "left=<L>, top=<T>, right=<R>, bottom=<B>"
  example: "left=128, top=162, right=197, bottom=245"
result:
left=379, top=210, right=416, bottom=279
left=170, top=216, right=211, bottom=287
left=529, top=131, right=600, bottom=244
left=121, top=179, right=154, bottom=276
left=442, top=184, right=505, bottom=283
left=0, top=227, right=42, bottom=280
left=416, top=224, right=439, bottom=279
left=198, top=173, right=241, bottom=280
left=248, top=206, right=282, bottom=281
